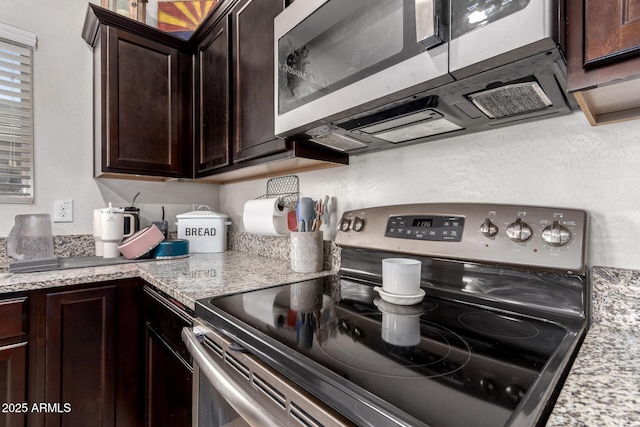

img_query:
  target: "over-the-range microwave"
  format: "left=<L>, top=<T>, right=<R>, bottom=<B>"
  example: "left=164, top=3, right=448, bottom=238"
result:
left=274, top=0, right=579, bottom=154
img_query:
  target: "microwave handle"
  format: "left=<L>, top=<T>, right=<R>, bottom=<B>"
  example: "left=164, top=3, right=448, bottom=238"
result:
left=182, top=327, right=286, bottom=427
left=415, top=0, right=444, bottom=49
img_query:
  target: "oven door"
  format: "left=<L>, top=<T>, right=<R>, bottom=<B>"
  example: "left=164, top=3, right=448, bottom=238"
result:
left=182, top=320, right=354, bottom=427
left=449, top=0, right=558, bottom=77
left=274, top=0, right=451, bottom=137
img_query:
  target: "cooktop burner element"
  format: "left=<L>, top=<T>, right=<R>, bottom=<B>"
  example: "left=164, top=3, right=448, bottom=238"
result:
left=196, top=203, right=590, bottom=427
left=316, top=310, right=471, bottom=380
left=458, top=312, right=540, bottom=339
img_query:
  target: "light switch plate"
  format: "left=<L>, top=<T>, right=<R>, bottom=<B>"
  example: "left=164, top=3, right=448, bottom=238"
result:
left=53, top=199, right=73, bottom=222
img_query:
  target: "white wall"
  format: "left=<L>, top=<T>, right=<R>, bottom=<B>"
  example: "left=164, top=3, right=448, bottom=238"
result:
left=220, top=112, right=640, bottom=270
left=0, top=0, right=219, bottom=237
left=4, top=0, right=640, bottom=270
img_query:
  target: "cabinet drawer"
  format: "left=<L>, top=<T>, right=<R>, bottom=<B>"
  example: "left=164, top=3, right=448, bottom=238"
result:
left=0, top=297, right=27, bottom=342
left=143, top=287, right=193, bottom=363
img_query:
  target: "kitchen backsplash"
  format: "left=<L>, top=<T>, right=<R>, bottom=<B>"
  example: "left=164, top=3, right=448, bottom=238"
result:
left=0, top=232, right=341, bottom=272
left=227, top=230, right=340, bottom=271
left=0, top=235, right=96, bottom=272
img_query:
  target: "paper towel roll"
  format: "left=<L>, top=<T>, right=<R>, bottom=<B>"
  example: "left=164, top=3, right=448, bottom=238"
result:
left=242, top=198, right=289, bottom=236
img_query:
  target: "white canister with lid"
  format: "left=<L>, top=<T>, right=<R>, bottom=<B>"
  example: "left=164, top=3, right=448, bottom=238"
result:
left=176, top=206, right=231, bottom=253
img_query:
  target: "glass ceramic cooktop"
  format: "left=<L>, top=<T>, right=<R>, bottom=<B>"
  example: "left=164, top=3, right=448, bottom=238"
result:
left=197, top=276, right=572, bottom=427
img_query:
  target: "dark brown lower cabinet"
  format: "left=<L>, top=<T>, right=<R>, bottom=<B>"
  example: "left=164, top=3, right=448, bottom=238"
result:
left=142, top=286, right=193, bottom=427
left=25, top=280, right=144, bottom=427
left=0, top=280, right=194, bottom=427
left=145, top=325, right=192, bottom=427
left=0, top=296, right=28, bottom=427
left=44, top=285, right=117, bottom=426
left=0, top=342, right=27, bottom=427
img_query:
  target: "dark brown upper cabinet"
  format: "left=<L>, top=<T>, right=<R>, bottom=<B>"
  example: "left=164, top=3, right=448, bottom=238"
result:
left=231, top=0, right=288, bottom=163
left=193, top=0, right=285, bottom=177
left=191, top=0, right=348, bottom=183
left=194, top=13, right=231, bottom=174
left=567, top=0, right=640, bottom=125
left=84, top=2, right=347, bottom=183
left=83, top=5, right=193, bottom=180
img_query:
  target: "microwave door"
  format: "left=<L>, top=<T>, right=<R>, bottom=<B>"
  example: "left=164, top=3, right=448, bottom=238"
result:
left=274, top=0, right=452, bottom=137
left=449, top=0, right=557, bottom=78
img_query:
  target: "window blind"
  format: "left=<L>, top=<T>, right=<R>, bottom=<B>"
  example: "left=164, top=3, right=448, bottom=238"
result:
left=0, top=23, right=36, bottom=203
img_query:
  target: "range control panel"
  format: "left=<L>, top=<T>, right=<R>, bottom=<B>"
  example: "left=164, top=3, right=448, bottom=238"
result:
left=386, top=215, right=465, bottom=242
left=335, top=203, right=588, bottom=275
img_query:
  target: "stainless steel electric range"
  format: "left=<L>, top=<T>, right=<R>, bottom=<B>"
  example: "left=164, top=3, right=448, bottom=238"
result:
left=186, top=203, right=589, bottom=427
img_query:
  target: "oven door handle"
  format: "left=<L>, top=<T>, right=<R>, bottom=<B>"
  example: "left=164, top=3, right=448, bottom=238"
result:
left=182, top=327, right=286, bottom=427
left=415, top=0, right=444, bottom=49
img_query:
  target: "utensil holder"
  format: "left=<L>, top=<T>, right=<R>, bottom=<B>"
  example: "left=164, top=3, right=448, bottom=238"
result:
left=290, top=231, right=323, bottom=273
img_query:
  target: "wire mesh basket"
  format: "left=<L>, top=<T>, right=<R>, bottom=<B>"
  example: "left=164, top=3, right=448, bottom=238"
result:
left=256, top=175, right=299, bottom=210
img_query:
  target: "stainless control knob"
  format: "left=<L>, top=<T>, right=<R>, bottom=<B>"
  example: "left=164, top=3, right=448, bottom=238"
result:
left=352, top=217, right=365, bottom=232
left=506, top=218, right=532, bottom=242
left=480, top=218, right=498, bottom=237
left=541, top=221, right=571, bottom=246
left=339, top=218, right=351, bottom=232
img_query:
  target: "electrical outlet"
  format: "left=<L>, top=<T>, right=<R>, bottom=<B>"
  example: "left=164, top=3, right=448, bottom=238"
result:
left=53, top=199, right=73, bottom=223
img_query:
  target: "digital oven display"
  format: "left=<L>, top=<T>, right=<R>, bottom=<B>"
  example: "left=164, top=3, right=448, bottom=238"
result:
left=386, top=215, right=464, bottom=242
left=412, top=218, right=434, bottom=228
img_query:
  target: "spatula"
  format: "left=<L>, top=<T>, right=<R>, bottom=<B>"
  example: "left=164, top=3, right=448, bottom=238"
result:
left=297, top=197, right=316, bottom=232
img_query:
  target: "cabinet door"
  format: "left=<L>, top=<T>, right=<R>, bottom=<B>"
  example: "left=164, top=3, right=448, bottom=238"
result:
left=195, top=17, right=231, bottom=175
left=144, top=324, right=192, bottom=427
left=584, top=0, right=640, bottom=67
left=142, top=287, right=192, bottom=427
left=0, top=297, right=28, bottom=427
left=103, top=27, right=182, bottom=177
left=0, top=343, right=27, bottom=427
left=44, top=286, right=116, bottom=426
left=232, top=0, right=287, bottom=162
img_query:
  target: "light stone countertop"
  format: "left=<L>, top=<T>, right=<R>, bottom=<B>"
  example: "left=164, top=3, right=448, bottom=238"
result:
left=0, top=251, right=335, bottom=310
left=546, top=267, right=640, bottom=427
left=1, top=253, right=637, bottom=426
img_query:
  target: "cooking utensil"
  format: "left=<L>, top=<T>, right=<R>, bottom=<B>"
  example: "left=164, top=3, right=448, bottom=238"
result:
left=322, top=195, right=329, bottom=225
left=287, top=210, right=298, bottom=231
left=297, top=197, right=316, bottom=232
left=296, top=203, right=304, bottom=232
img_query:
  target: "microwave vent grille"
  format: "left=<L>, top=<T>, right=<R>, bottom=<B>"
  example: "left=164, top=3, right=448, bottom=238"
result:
left=468, top=81, right=553, bottom=119
left=310, top=133, right=368, bottom=152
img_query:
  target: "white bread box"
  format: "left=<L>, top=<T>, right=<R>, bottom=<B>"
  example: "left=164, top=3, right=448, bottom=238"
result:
left=176, top=207, right=231, bottom=253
